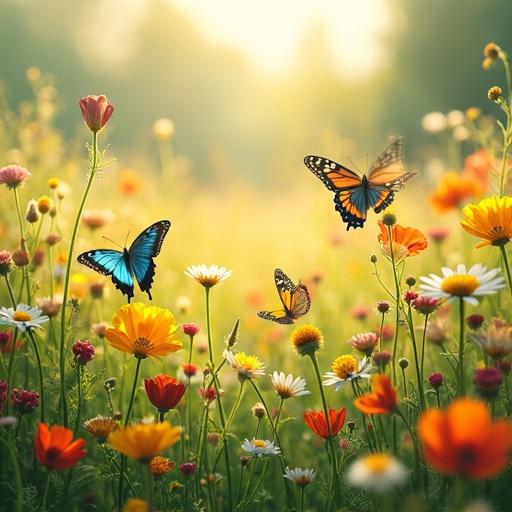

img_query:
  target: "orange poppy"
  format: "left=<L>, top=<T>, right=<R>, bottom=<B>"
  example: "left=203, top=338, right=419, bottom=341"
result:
left=429, top=171, right=480, bottom=213
left=418, top=398, right=512, bottom=479
left=34, top=423, right=86, bottom=470
left=378, top=221, right=428, bottom=260
left=354, top=374, right=397, bottom=415
left=303, top=407, right=347, bottom=439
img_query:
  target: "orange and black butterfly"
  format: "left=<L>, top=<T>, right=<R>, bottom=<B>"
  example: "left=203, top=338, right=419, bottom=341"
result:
left=304, top=137, right=416, bottom=230
left=257, top=269, right=311, bottom=324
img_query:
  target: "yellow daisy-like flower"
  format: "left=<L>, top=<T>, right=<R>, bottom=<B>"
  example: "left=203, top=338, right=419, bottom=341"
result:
left=109, top=421, right=182, bottom=462
left=105, top=302, right=182, bottom=359
left=461, top=196, right=512, bottom=248
left=223, top=350, right=265, bottom=379
left=331, top=355, right=357, bottom=379
left=289, top=324, right=323, bottom=357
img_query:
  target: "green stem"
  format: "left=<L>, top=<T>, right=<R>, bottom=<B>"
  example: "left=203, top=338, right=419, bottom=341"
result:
left=420, top=314, right=430, bottom=384
left=0, top=433, right=23, bottom=512
left=27, top=329, right=45, bottom=422
left=406, top=306, right=426, bottom=412
left=12, top=188, right=26, bottom=245
left=125, top=357, right=142, bottom=427
left=387, top=225, right=402, bottom=386
left=144, top=464, right=154, bottom=511
left=4, top=276, right=16, bottom=307
left=58, top=130, right=99, bottom=427
left=41, top=471, right=51, bottom=511
left=500, top=246, right=512, bottom=302
left=73, top=365, right=82, bottom=436
left=5, top=329, right=19, bottom=416
left=458, top=298, right=466, bottom=396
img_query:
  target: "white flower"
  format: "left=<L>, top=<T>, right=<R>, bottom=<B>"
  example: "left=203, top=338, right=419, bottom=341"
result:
left=345, top=453, right=408, bottom=493
left=0, top=304, right=49, bottom=332
left=283, top=467, right=316, bottom=487
left=270, top=372, right=310, bottom=399
left=185, top=264, right=233, bottom=288
left=447, top=109, right=466, bottom=128
left=323, top=356, right=373, bottom=391
left=421, top=111, right=448, bottom=133
left=420, top=264, right=505, bottom=306
left=241, top=438, right=281, bottom=457
left=223, top=349, right=265, bottom=379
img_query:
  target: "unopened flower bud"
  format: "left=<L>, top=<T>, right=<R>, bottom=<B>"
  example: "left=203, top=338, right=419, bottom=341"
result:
left=405, top=276, right=416, bottom=287
left=488, top=86, right=502, bottom=101
left=37, top=195, right=53, bottom=214
left=25, top=200, right=40, bottom=223
left=466, top=314, right=485, bottom=330
left=104, top=377, right=117, bottom=390
left=427, top=372, right=443, bottom=389
left=399, top=357, right=409, bottom=369
left=251, top=402, right=266, bottom=419
left=381, top=211, right=396, bottom=226
left=376, top=301, right=390, bottom=314
left=370, top=254, right=377, bottom=264
left=0, top=251, right=13, bottom=276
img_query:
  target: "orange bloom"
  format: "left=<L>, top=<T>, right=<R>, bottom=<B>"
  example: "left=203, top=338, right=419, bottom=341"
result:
left=418, top=398, right=512, bottom=479
left=35, top=423, right=86, bottom=470
left=429, top=171, right=481, bottom=213
left=303, top=407, right=346, bottom=439
left=118, top=168, right=144, bottom=197
left=354, top=374, right=397, bottom=415
left=378, top=221, right=427, bottom=260
left=462, top=149, right=495, bottom=191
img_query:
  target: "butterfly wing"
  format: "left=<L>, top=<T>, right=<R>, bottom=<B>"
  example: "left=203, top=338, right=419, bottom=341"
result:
left=77, top=249, right=134, bottom=301
left=367, top=137, right=416, bottom=212
left=128, top=220, right=171, bottom=299
left=288, top=284, right=311, bottom=319
left=257, top=309, right=294, bottom=324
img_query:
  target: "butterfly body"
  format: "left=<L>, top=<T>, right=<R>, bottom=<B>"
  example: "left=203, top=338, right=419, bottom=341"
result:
left=258, top=268, right=311, bottom=324
left=77, top=220, right=170, bottom=303
left=305, top=137, right=415, bottom=230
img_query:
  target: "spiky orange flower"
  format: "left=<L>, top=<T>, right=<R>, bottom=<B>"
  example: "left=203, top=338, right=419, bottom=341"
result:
left=354, top=374, right=397, bottom=415
left=378, top=221, right=427, bottom=261
left=418, top=398, right=512, bottom=479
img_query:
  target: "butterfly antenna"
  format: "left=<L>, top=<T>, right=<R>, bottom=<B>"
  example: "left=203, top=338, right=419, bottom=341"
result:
left=101, top=236, right=123, bottom=250
left=346, top=157, right=362, bottom=176
left=366, top=153, right=369, bottom=173
left=124, top=230, right=131, bottom=248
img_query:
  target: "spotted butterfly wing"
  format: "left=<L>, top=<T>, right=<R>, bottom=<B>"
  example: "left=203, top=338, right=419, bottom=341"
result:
left=77, top=220, right=171, bottom=302
left=305, top=137, right=416, bottom=230
left=257, top=268, right=311, bottom=324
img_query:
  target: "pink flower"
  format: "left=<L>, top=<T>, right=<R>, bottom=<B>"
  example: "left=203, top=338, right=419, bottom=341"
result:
left=427, top=227, right=449, bottom=243
left=72, top=339, right=95, bottom=365
left=79, top=95, right=114, bottom=132
left=412, top=296, right=440, bottom=315
left=404, top=291, right=419, bottom=304
left=0, top=165, right=31, bottom=189
left=350, top=305, right=370, bottom=321
left=183, top=323, right=200, bottom=336
left=348, top=332, right=378, bottom=356
left=0, top=251, right=13, bottom=276
left=11, top=388, right=39, bottom=414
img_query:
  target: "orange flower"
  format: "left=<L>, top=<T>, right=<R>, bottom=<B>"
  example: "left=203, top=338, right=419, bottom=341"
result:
left=303, top=408, right=347, bottom=439
left=462, top=149, right=495, bottom=191
left=34, top=423, right=86, bottom=470
left=354, top=374, right=397, bottom=415
left=118, top=168, right=144, bottom=197
left=418, top=398, right=512, bottom=479
left=429, top=171, right=480, bottom=213
left=378, top=221, right=427, bottom=260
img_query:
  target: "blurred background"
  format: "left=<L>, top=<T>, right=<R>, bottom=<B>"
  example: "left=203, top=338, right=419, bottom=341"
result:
left=1, top=0, right=510, bottom=180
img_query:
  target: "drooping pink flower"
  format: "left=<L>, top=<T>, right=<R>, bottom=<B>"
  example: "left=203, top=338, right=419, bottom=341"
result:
left=79, top=95, right=114, bottom=132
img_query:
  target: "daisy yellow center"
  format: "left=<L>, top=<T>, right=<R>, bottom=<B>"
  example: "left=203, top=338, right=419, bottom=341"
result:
left=252, top=439, right=266, bottom=448
left=13, top=311, right=32, bottom=322
left=290, top=325, right=323, bottom=347
left=234, top=353, right=261, bottom=372
left=133, top=337, right=154, bottom=358
left=332, top=355, right=357, bottom=379
left=364, top=453, right=392, bottom=474
left=441, top=274, right=479, bottom=296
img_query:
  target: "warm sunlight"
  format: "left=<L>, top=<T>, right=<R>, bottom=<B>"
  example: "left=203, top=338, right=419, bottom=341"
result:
left=171, top=0, right=392, bottom=78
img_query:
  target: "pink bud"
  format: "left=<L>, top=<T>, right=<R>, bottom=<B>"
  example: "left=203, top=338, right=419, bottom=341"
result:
left=79, top=95, right=114, bottom=132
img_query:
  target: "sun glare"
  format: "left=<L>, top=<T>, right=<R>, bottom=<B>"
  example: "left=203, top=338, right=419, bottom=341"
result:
left=171, top=0, right=392, bottom=78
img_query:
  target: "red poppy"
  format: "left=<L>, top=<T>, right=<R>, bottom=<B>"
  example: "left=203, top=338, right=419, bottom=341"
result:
left=354, top=374, right=397, bottom=415
left=303, top=407, right=347, bottom=439
left=144, top=374, right=186, bottom=412
left=34, top=423, right=86, bottom=470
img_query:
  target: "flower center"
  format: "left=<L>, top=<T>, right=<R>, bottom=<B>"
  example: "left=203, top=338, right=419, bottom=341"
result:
left=46, top=447, right=62, bottom=462
left=441, top=274, right=479, bottom=296
left=252, top=439, right=266, bottom=448
left=457, top=444, right=478, bottom=472
left=12, top=311, right=32, bottom=322
left=133, top=337, right=153, bottom=358
left=234, top=353, right=260, bottom=372
left=490, top=226, right=511, bottom=246
left=364, top=453, right=392, bottom=474
left=332, top=355, right=357, bottom=379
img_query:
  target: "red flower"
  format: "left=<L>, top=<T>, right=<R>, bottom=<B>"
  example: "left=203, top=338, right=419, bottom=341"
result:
left=11, top=388, right=39, bottom=414
left=182, top=323, right=200, bottom=336
left=354, top=374, right=397, bottom=415
left=79, top=95, right=114, bottom=132
left=198, top=386, right=217, bottom=403
left=35, top=423, right=86, bottom=470
left=303, top=408, right=347, bottom=439
left=144, top=374, right=186, bottom=412
left=72, top=339, right=95, bottom=365
left=179, top=462, right=197, bottom=476
left=181, top=363, right=200, bottom=377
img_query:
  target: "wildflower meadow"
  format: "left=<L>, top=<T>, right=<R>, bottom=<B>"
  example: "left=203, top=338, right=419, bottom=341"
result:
left=3, top=27, right=512, bottom=512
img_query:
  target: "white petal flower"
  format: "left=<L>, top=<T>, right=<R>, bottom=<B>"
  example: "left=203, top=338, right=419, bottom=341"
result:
left=323, top=356, right=373, bottom=391
left=0, top=304, right=49, bottom=332
left=185, top=264, right=233, bottom=288
left=345, top=453, right=408, bottom=493
left=223, top=349, right=265, bottom=379
left=241, top=438, right=281, bottom=457
left=420, top=263, right=505, bottom=305
left=283, top=467, right=316, bottom=487
left=270, top=371, right=310, bottom=399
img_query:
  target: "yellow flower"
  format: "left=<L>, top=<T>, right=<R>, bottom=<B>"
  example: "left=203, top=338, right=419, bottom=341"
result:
left=223, top=350, right=265, bottom=379
left=48, top=177, right=60, bottom=189
left=289, top=324, right=323, bottom=356
left=461, top=196, right=512, bottom=248
left=37, top=195, right=54, bottom=214
left=109, top=421, right=182, bottom=462
left=123, top=498, right=149, bottom=512
left=105, top=302, right=182, bottom=359
left=153, top=118, right=175, bottom=141
left=150, top=455, right=175, bottom=476
left=331, top=355, right=357, bottom=379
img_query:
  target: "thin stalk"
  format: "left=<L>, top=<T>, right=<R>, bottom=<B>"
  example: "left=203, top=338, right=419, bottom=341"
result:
left=458, top=298, right=466, bottom=396
left=500, top=246, right=512, bottom=301
left=27, top=329, right=45, bottom=422
left=406, top=306, right=426, bottom=412
left=41, top=471, right=51, bottom=511
left=420, top=314, right=430, bottom=383
left=187, top=333, right=194, bottom=454
left=58, top=130, right=99, bottom=427
left=5, top=329, right=19, bottom=416
left=4, top=276, right=16, bottom=307
left=73, top=365, right=82, bottom=436
left=0, top=434, right=23, bottom=512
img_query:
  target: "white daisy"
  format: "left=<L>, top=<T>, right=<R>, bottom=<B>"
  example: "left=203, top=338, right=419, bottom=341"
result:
left=0, top=304, right=49, bottom=332
left=283, top=467, right=316, bottom=487
left=223, top=350, right=265, bottom=379
left=185, top=264, right=233, bottom=288
left=323, top=355, right=373, bottom=391
left=241, top=438, right=281, bottom=457
left=420, top=264, right=505, bottom=305
left=270, top=372, right=310, bottom=399
left=345, top=453, right=408, bottom=493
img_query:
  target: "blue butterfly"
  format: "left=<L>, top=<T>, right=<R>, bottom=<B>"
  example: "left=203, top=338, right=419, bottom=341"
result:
left=77, top=220, right=171, bottom=302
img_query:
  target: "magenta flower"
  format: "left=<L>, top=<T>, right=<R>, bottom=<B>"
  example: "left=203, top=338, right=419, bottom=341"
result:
left=0, top=165, right=31, bottom=189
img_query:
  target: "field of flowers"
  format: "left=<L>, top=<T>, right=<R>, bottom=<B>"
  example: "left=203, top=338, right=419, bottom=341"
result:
left=1, top=42, right=512, bottom=512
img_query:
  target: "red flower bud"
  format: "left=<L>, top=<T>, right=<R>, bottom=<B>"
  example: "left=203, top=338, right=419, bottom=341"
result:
left=72, top=339, right=95, bottom=365
left=183, top=323, right=200, bottom=336
left=11, top=388, right=39, bottom=414
left=144, top=374, right=186, bottom=412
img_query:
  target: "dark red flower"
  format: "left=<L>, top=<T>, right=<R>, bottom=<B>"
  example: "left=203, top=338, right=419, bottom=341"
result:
left=179, top=462, right=197, bottom=476
left=72, top=339, right=95, bottom=365
left=144, top=374, right=186, bottom=412
left=183, top=323, right=200, bottom=336
left=11, top=388, right=39, bottom=414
